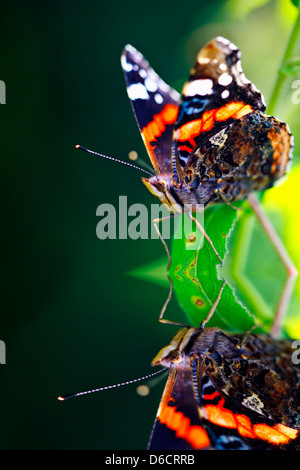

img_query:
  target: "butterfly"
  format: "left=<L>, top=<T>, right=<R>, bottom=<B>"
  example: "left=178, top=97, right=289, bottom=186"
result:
left=148, top=323, right=300, bottom=450
left=121, top=36, right=292, bottom=223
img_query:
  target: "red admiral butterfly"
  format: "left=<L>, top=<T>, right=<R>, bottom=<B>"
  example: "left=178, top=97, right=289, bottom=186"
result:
left=148, top=323, right=300, bottom=450
left=121, top=37, right=296, bottom=335
left=121, top=37, right=292, bottom=213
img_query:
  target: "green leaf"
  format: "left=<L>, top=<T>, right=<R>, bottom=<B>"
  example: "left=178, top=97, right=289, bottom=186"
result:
left=127, top=256, right=169, bottom=288
left=169, top=205, right=258, bottom=332
left=169, top=193, right=299, bottom=336
left=129, top=183, right=299, bottom=337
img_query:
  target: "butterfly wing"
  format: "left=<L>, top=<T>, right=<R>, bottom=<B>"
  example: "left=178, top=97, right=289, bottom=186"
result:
left=148, top=368, right=211, bottom=450
left=201, top=334, right=300, bottom=450
left=121, top=45, right=180, bottom=174
left=189, top=111, right=292, bottom=205
left=173, top=36, right=266, bottom=181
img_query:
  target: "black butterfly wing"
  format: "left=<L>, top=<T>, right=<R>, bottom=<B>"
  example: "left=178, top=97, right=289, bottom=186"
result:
left=173, top=36, right=266, bottom=181
left=201, top=334, right=300, bottom=450
left=148, top=368, right=211, bottom=450
left=121, top=45, right=180, bottom=175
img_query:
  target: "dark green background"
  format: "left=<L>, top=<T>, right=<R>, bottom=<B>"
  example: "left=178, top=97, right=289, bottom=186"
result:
left=1, top=0, right=299, bottom=450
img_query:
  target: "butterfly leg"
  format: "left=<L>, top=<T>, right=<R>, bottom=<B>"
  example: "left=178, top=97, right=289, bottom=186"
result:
left=185, top=208, right=223, bottom=265
left=152, top=215, right=190, bottom=327
left=215, top=189, right=242, bottom=211
left=239, top=323, right=263, bottom=347
left=247, top=193, right=298, bottom=338
left=200, top=279, right=226, bottom=330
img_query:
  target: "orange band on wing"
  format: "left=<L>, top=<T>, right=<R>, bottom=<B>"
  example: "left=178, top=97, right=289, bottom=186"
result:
left=141, top=103, right=178, bottom=173
left=142, top=104, right=178, bottom=143
left=235, top=414, right=256, bottom=439
left=253, top=423, right=298, bottom=445
left=177, top=119, right=202, bottom=144
left=177, top=101, right=253, bottom=148
left=158, top=404, right=210, bottom=449
left=268, top=126, right=291, bottom=178
left=205, top=397, right=237, bottom=429
left=205, top=396, right=299, bottom=446
left=231, top=104, right=253, bottom=119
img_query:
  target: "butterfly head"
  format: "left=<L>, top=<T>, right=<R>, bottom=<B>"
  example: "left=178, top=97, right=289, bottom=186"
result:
left=142, top=174, right=182, bottom=213
left=151, top=327, right=201, bottom=369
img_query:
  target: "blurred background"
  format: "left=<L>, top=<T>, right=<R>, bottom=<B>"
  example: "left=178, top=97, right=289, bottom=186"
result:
left=1, top=0, right=300, bottom=450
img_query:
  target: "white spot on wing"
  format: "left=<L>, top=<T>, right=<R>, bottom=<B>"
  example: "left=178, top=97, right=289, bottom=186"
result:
left=216, top=36, right=230, bottom=44
left=218, top=73, right=233, bottom=86
left=121, top=55, right=133, bottom=72
left=154, top=93, right=163, bottom=104
left=145, top=77, right=158, bottom=92
left=127, top=83, right=149, bottom=100
left=197, top=56, right=210, bottom=65
left=183, top=79, right=213, bottom=97
left=221, top=89, right=229, bottom=99
left=139, top=69, right=147, bottom=78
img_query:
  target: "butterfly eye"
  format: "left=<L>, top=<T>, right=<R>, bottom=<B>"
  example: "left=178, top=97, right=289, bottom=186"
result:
left=168, top=350, right=182, bottom=364
left=156, top=180, right=167, bottom=193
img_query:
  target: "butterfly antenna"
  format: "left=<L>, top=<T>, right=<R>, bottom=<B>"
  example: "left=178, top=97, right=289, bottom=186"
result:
left=57, top=368, right=166, bottom=401
left=136, top=368, right=169, bottom=396
left=76, top=145, right=154, bottom=177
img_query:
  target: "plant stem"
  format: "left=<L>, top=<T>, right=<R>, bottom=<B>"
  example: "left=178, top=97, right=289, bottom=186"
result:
left=267, top=6, right=300, bottom=116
